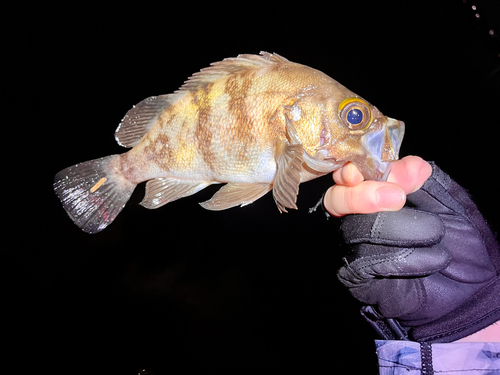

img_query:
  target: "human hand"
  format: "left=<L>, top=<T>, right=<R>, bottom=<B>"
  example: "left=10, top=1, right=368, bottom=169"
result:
left=332, top=160, right=500, bottom=342
left=323, top=156, right=432, bottom=217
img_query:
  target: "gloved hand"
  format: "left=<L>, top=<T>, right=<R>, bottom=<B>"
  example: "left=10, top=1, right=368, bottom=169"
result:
left=338, top=162, right=500, bottom=343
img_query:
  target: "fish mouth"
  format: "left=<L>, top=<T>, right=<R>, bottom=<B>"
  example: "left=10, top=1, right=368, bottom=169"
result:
left=357, top=117, right=405, bottom=181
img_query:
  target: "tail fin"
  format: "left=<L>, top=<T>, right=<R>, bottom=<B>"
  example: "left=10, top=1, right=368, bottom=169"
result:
left=54, top=155, right=136, bottom=234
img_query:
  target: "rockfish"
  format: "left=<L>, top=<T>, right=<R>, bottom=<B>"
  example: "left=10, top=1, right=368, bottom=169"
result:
left=54, top=51, right=404, bottom=233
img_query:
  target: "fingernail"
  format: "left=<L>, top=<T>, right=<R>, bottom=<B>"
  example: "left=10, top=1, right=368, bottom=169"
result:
left=376, top=186, right=405, bottom=209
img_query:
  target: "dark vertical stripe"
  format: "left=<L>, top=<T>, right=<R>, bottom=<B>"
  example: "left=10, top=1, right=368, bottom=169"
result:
left=224, top=71, right=258, bottom=164
left=420, top=342, right=434, bottom=375
left=192, top=83, right=217, bottom=171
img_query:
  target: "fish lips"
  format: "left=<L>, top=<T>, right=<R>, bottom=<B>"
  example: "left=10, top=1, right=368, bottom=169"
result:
left=357, top=117, right=405, bottom=181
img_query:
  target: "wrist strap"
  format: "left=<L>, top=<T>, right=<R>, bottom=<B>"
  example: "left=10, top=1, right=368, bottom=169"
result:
left=360, top=305, right=409, bottom=341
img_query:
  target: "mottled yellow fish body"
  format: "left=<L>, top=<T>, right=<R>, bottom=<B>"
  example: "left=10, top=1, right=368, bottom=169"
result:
left=54, top=52, right=405, bottom=233
left=123, top=55, right=342, bottom=183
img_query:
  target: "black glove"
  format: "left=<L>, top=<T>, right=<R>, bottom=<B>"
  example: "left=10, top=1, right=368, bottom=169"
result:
left=338, top=162, right=500, bottom=343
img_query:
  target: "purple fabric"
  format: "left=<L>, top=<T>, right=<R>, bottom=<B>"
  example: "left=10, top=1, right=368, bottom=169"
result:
left=376, top=340, right=500, bottom=374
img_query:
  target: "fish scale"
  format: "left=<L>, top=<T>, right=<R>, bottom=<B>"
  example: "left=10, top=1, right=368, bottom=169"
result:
left=54, top=51, right=404, bottom=233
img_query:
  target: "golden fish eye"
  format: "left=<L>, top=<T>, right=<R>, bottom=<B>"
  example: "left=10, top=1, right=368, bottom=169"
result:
left=338, top=98, right=373, bottom=131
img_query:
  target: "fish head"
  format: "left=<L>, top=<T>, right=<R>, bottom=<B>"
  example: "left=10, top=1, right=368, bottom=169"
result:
left=307, top=95, right=405, bottom=181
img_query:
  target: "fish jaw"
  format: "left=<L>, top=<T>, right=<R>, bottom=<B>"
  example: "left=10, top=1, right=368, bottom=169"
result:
left=357, top=117, right=405, bottom=181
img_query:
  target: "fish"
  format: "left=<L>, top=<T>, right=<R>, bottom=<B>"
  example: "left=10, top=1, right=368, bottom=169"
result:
left=54, top=51, right=405, bottom=233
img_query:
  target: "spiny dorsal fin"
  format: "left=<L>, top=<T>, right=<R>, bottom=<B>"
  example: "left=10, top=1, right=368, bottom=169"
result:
left=257, top=51, right=290, bottom=63
left=115, top=94, right=179, bottom=148
left=177, top=51, right=290, bottom=93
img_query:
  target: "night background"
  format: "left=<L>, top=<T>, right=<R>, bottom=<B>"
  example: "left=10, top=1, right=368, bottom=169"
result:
left=4, top=1, right=500, bottom=373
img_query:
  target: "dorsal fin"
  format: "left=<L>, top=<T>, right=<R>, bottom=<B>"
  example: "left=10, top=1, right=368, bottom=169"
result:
left=177, top=51, right=290, bottom=93
left=115, top=94, right=179, bottom=148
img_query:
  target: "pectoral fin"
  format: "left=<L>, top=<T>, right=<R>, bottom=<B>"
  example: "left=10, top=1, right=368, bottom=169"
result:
left=273, top=143, right=303, bottom=213
left=141, top=178, right=211, bottom=209
left=199, top=182, right=272, bottom=211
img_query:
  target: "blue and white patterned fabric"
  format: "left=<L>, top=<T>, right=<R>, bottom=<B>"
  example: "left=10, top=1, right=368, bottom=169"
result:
left=376, top=340, right=500, bottom=375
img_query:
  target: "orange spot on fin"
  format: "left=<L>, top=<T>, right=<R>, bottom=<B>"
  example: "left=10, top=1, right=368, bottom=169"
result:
left=90, top=177, right=107, bottom=193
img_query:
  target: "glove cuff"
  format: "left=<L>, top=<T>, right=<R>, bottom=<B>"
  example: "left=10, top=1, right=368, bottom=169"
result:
left=361, top=276, right=500, bottom=343
left=410, top=275, right=500, bottom=343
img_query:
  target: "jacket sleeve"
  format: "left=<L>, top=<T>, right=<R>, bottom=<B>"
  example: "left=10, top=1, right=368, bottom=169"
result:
left=376, top=340, right=500, bottom=374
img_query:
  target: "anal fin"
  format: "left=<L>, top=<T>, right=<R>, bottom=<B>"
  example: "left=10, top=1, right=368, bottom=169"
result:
left=141, top=178, right=211, bottom=209
left=199, top=182, right=272, bottom=211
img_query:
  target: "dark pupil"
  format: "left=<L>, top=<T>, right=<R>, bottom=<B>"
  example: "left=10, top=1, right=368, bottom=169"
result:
left=347, top=108, right=363, bottom=125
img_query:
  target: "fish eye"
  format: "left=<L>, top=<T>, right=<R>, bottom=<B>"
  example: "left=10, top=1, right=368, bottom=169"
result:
left=338, top=98, right=372, bottom=130
left=347, top=108, right=363, bottom=125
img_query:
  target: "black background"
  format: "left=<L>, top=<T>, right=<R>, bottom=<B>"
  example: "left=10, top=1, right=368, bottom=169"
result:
left=4, top=1, right=500, bottom=374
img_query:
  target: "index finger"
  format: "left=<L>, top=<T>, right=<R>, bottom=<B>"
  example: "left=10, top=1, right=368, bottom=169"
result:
left=323, top=181, right=406, bottom=217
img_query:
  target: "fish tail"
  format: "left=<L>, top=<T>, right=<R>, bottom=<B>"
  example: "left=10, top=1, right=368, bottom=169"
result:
left=54, top=155, right=136, bottom=234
